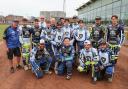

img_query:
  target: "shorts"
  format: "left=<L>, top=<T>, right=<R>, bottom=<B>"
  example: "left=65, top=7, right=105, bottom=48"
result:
left=7, top=47, right=21, bottom=60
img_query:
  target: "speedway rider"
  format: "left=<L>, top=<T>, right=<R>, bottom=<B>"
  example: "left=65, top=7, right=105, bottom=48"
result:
left=19, top=18, right=32, bottom=70
left=90, top=16, right=106, bottom=48
left=40, top=20, right=56, bottom=68
left=73, top=20, right=90, bottom=52
left=63, top=19, right=74, bottom=44
left=55, top=38, right=75, bottom=80
left=31, top=19, right=42, bottom=48
left=107, top=15, right=124, bottom=63
left=30, top=39, right=52, bottom=74
left=94, top=39, right=116, bottom=83
left=77, top=40, right=99, bottom=78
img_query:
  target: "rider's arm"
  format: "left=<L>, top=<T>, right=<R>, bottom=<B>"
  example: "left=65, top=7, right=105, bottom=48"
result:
left=86, top=29, right=90, bottom=40
left=19, top=26, right=24, bottom=44
left=92, top=48, right=99, bottom=62
left=109, top=50, right=116, bottom=66
left=90, top=27, right=94, bottom=40
left=79, top=49, right=84, bottom=60
left=70, top=30, right=76, bottom=45
left=50, top=31, right=57, bottom=45
left=71, top=46, right=75, bottom=58
left=119, top=25, right=125, bottom=45
left=101, top=26, right=107, bottom=41
left=106, top=26, right=110, bottom=42
left=40, top=30, right=46, bottom=39
left=74, top=30, right=80, bottom=41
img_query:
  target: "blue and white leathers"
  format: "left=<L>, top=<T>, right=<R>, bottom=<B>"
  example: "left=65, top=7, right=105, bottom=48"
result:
left=51, top=28, right=64, bottom=46
left=56, top=45, right=75, bottom=75
left=39, top=22, right=46, bottom=29
left=99, top=51, right=110, bottom=66
left=97, top=48, right=116, bottom=81
left=72, top=23, right=79, bottom=31
left=50, top=28, right=64, bottom=60
left=40, top=27, right=56, bottom=41
left=74, top=27, right=90, bottom=51
left=30, top=47, right=52, bottom=72
left=78, top=48, right=99, bottom=70
left=63, top=25, right=73, bottom=39
left=40, top=27, right=55, bottom=60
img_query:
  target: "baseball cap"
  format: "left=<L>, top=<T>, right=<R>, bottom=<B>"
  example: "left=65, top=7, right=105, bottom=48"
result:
left=84, top=40, right=91, bottom=45
left=40, top=39, right=45, bottom=44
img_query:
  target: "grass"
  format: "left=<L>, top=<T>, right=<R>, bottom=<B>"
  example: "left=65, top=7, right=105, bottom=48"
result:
left=0, top=24, right=9, bottom=41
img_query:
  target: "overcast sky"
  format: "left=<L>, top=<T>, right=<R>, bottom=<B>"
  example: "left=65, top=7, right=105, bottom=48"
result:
left=0, top=0, right=89, bottom=17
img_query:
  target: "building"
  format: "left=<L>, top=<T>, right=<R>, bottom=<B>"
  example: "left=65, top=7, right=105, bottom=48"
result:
left=0, top=15, right=5, bottom=24
left=5, top=15, right=24, bottom=24
left=40, top=11, right=66, bottom=20
left=76, top=0, right=128, bottom=25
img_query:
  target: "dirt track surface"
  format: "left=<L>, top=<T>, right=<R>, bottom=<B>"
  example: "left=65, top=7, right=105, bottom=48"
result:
left=0, top=42, right=128, bottom=89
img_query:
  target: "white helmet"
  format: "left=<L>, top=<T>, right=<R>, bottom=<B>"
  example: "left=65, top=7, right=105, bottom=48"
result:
left=40, top=39, right=45, bottom=44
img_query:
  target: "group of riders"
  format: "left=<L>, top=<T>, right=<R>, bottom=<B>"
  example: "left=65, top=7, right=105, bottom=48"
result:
left=3, top=15, right=125, bottom=83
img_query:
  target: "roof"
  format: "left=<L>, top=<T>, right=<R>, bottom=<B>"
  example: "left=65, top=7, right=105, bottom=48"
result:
left=76, top=0, right=98, bottom=11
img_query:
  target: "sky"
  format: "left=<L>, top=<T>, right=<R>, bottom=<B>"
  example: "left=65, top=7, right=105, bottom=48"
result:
left=0, top=0, right=89, bottom=17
